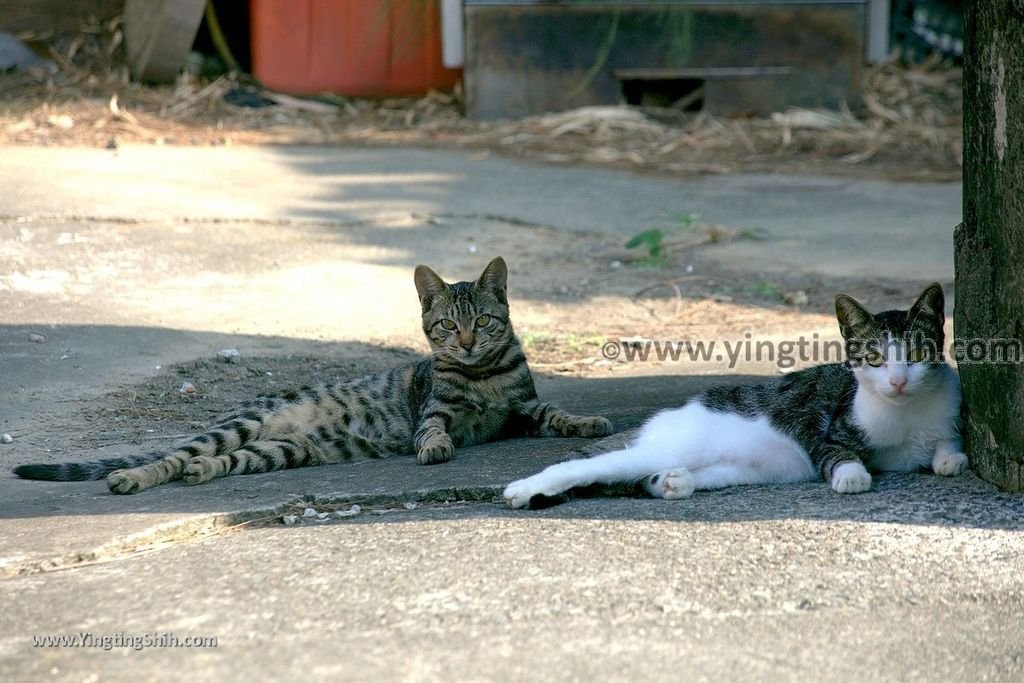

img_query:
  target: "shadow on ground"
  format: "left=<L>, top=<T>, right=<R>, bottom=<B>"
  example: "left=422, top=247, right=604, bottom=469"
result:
left=2, top=325, right=1017, bottom=539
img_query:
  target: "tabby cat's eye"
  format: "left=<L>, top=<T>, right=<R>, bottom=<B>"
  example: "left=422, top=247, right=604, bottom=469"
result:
left=907, top=347, right=926, bottom=363
left=440, top=319, right=457, bottom=331
left=475, top=314, right=491, bottom=327
left=864, top=351, right=884, bottom=367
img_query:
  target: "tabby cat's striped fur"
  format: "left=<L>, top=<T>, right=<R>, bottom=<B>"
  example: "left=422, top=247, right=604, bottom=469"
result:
left=14, top=257, right=613, bottom=494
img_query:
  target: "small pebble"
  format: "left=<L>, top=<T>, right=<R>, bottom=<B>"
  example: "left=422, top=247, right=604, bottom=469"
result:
left=334, top=504, right=362, bottom=518
left=1, top=433, right=13, bottom=444
left=179, top=381, right=197, bottom=395
left=217, top=348, right=241, bottom=363
left=467, top=244, right=478, bottom=254
left=281, top=515, right=299, bottom=526
left=610, top=260, right=622, bottom=269
left=784, top=290, right=810, bottom=306
left=28, top=332, right=46, bottom=343
left=46, top=114, right=74, bottom=129
left=316, top=512, right=331, bottom=521
left=301, top=507, right=318, bottom=518
left=620, top=337, right=653, bottom=347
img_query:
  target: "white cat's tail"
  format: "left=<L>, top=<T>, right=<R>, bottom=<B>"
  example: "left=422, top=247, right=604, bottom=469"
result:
left=503, top=445, right=676, bottom=509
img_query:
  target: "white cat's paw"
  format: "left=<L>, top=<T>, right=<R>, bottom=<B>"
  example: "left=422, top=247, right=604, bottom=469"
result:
left=932, top=451, right=968, bottom=477
left=643, top=468, right=695, bottom=500
left=503, top=475, right=562, bottom=509
left=831, top=462, right=872, bottom=494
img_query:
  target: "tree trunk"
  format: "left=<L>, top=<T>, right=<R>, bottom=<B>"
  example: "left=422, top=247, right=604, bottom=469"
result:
left=954, top=2, right=1024, bottom=490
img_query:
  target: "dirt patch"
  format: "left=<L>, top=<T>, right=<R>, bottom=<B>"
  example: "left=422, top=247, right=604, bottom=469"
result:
left=31, top=349, right=420, bottom=457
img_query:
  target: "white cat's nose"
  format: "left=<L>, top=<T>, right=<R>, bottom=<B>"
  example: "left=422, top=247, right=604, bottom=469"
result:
left=890, top=378, right=908, bottom=393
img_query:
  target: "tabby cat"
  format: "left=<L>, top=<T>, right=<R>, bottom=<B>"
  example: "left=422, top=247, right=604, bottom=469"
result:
left=504, top=283, right=967, bottom=508
left=15, top=257, right=612, bottom=494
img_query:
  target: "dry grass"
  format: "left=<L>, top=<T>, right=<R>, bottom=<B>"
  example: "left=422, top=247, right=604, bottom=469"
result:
left=0, top=19, right=961, bottom=180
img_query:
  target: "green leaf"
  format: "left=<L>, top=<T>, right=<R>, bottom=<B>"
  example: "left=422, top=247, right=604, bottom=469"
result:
left=624, top=229, right=664, bottom=251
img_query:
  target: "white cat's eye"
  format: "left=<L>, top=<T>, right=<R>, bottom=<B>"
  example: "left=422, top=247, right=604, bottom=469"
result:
left=907, top=347, right=926, bottom=363
left=475, top=314, right=491, bottom=327
left=864, top=351, right=884, bottom=367
left=440, top=319, right=457, bottom=331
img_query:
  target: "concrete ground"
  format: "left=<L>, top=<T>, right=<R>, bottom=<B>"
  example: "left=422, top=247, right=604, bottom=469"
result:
left=3, top=144, right=1021, bottom=682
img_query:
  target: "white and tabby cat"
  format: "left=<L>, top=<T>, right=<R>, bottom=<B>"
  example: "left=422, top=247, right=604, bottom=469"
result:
left=504, top=283, right=967, bottom=508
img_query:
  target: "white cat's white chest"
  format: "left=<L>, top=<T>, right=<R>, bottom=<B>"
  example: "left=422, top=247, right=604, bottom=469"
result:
left=852, top=368, right=960, bottom=471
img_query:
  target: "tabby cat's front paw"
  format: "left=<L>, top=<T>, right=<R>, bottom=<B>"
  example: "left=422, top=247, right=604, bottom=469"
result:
left=553, top=415, right=613, bottom=438
left=417, top=436, right=454, bottom=465
left=932, top=451, right=968, bottom=477
left=578, top=416, right=614, bottom=438
left=830, top=462, right=872, bottom=494
left=107, top=469, right=143, bottom=495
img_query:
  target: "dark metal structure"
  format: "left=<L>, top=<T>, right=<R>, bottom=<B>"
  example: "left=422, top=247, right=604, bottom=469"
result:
left=464, top=0, right=868, bottom=119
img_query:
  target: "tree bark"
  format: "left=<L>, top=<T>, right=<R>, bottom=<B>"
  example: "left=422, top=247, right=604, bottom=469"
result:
left=954, top=2, right=1024, bottom=490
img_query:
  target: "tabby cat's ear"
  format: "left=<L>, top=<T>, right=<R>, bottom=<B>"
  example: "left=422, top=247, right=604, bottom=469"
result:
left=414, top=265, right=448, bottom=310
left=476, top=257, right=508, bottom=296
left=835, top=293, right=875, bottom=340
left=908, top=282, right=945, bottom=326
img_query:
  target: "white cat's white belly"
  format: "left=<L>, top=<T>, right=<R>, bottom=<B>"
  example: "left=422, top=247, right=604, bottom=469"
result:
left=503, top=401, right=816, bottom=507
left=634, top=402, right=816, bottom=487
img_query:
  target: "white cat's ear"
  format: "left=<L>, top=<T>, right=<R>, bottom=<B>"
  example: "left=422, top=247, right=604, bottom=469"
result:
left=414, top=265, right=448, bottom=308
left=909, top=282, right=945, bottom=324
left=835, top=294, right=874, bottom=339
left=476, top=257, right=508, bottom=294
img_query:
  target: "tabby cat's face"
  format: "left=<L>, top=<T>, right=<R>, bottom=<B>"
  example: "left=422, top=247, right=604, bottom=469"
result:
left=414, top=258, right=515, bottom=366
left=835, top=283, right=947, bottom=404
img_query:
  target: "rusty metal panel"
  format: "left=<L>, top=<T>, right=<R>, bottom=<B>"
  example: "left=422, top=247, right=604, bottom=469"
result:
left=465, top=1, right=867, bottom=119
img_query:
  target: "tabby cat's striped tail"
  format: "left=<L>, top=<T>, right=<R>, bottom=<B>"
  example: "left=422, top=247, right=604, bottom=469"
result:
left=13, top=452, right=166, bottom=482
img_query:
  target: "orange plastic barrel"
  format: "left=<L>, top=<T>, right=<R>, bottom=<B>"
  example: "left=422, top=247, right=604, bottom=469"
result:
left=250, top=0, right=461, bottom=96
